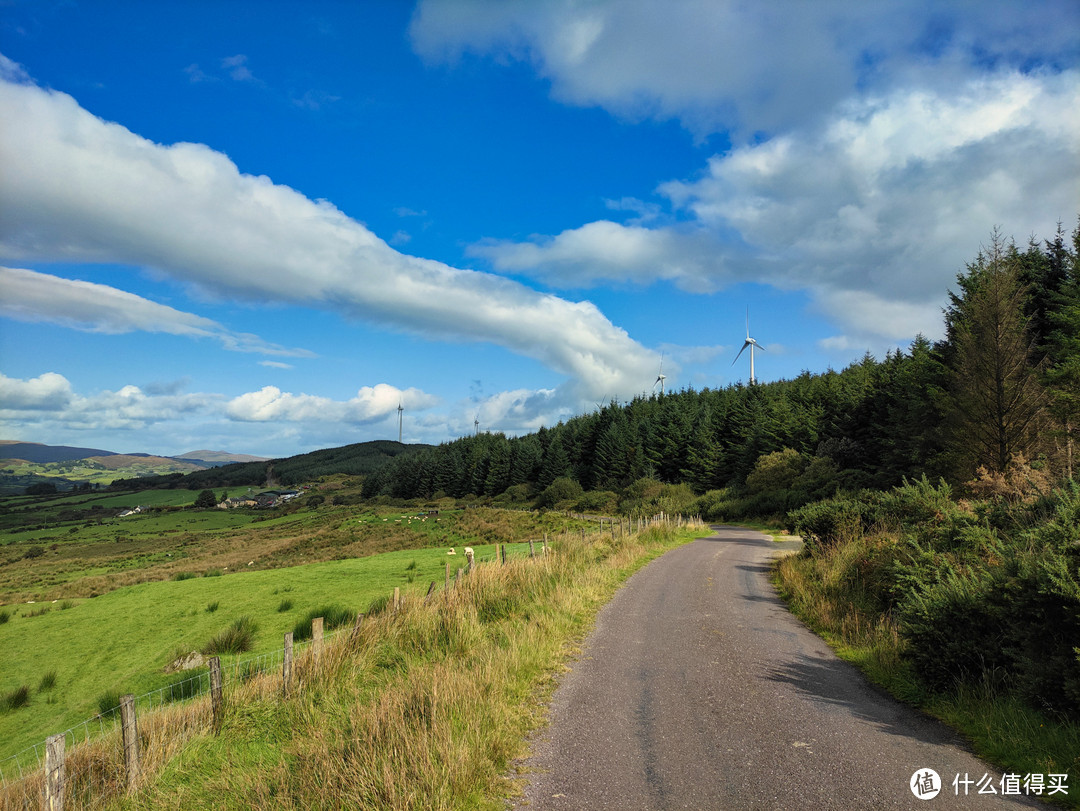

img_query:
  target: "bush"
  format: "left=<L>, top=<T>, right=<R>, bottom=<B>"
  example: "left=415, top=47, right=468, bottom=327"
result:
left=172, top=572, right=196, bottom=581
left=0, top=609, right=9, bottom=624
left=787, top=498, right=864, bottom=554
left=573, top=490, right=619, bottom=515
left=535, top=477, right=584, bottom=510
left=292, top=605, right=354, bottom=641
left=203, top=616, right=258, bottom=655
left=23, top=545, right=45, bottom=560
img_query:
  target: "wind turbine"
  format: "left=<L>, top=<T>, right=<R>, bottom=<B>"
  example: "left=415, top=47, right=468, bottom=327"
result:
left=653, top=353, right=667, bottom=395
left=731, top=308, right=765, bottom=384
left=397, top=402, right=404, bottom=443
left=474, top=413, right=480, bottom=436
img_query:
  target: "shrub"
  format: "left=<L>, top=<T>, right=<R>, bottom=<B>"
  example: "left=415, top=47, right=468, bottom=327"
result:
left=292, top=605, right=354, bottom=641
left=787, top=498, right=864, bottom=554
left=2, top=686, right=30, bottom=712
left=203, top=616, right=258, bottom=656
left=745, top=448, right=805, bottom=494
left=172, top=572, right=196, bottom=581
left=535, top=477, right=584, bottom=510
left=0, top=609, right=9, bottom=624
left=573, top=490, right=619, bottom=515
left=23, top=545, right=45, bottom=560
left=203, top=568, right=223, bottom=577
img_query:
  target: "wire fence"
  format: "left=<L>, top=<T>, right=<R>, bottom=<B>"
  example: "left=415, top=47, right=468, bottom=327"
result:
left=0, top=513, right=696, bottom=810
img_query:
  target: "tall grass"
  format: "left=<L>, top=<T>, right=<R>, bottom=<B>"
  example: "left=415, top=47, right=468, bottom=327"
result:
left=93, top=519, right=705, bottom=810
left=202, top=616, right=258, bottom=656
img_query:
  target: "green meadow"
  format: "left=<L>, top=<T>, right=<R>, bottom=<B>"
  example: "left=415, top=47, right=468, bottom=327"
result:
left=0, top=541, right=529, bottom=763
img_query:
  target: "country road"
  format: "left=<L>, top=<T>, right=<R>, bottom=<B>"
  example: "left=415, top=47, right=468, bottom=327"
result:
left=513, top=527, right=1045, bottom=810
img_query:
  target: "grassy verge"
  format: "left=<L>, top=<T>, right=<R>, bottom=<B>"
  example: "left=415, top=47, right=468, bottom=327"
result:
left=35, top=521, right=704, bottom=810
left=773, top=538, right=1080, bottom=808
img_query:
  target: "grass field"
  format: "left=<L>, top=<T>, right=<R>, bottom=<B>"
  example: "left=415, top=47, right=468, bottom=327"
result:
left=0, top=541, right=533, bottom=763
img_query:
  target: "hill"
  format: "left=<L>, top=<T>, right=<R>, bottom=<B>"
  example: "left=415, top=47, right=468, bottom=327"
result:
left=0, top=441, right=116, bottom=463
left=110, top=439, right=433, bottom=490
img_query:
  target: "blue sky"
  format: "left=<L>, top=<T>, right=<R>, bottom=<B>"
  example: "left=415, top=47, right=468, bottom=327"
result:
left=1, top=0, right=1078, bottom=458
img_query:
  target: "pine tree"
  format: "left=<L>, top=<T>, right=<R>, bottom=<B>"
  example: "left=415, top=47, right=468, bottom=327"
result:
left=945, top=232, right=1048, bottom=476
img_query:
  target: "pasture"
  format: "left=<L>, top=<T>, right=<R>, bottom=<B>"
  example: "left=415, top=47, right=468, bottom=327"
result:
left=0, top=540, right=529, bottom=762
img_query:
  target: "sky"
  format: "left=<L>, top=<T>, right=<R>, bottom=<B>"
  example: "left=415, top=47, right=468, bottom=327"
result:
left=0, top=0, right=1078, bottom=459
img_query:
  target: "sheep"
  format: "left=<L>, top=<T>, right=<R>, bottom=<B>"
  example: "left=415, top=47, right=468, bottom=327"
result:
left=447, top=548, right=456, bottom=555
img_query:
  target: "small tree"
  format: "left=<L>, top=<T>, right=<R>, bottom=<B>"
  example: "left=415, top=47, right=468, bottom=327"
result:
left=194, top=489, right=218, bottom=508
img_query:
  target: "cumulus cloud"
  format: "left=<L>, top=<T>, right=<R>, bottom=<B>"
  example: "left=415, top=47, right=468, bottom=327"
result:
left=0, top=372, right=73, bottom=411
left=468, top=70, right=1080, bottom=343
left=411, top=0, right=1080, bottom=138
left=0, top=266, right=314, bottom=357
left=0, top=65, right=658, bottom=404
left=225, top=383, right=439, bottom=424
left=0, top=372, right=217, bottom=431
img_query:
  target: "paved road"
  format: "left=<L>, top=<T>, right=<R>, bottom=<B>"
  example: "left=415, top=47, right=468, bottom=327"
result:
left=514, top=527, right=1043, bottom=809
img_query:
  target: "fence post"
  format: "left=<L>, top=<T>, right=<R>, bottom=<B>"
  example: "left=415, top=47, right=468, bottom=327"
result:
left=465, top=548, right=474, bottom=573
left=393, top=587, right=401, bottom=613
left=529, top=538, right=535, bottom=557
left=351, top=612, right=365, bottom=640
left=283, top=632, right=293, bottom=698
left=312, top=617, right=324, bottom=661
left=445, top=562, right=450, bottom=592
left=44, top=733, right=64, bottom=811
left=543, top=535, right=548, bottom=555
left=500, top=544, right=506, bottom=565
left=120, top=694, right=140, bottom=793
left=209, top=656, right=223, bottom=731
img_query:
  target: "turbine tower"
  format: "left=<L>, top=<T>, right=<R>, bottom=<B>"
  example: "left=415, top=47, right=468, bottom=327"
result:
left=397, top=402, right=403, bottom=443
left=731, top=308, right=765, bottom=384
left=653, top=353, right=667, bottom=395
left=474, top=413, right=480, bottom=436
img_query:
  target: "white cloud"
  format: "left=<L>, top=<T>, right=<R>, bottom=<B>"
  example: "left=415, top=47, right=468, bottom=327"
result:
left=226, top=383, right=439, bottom=424
left=411, top=0, right=1080, bottom=138
left=0, top=66, right=659, bottom=402
left=0, top=372, right=73, bottom=410
left=0, top=372, right=217, bottom=431
left=0, top=266, right=314, bottom=357
left=468, top=70, right=1080, bottom=343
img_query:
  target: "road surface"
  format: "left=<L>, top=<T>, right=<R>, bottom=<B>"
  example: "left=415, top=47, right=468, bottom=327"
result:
left=514, top=527, right=1044, bottom=809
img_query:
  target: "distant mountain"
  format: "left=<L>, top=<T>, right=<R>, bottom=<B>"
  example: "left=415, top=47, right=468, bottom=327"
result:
left=0, top=441, right=116, bottom=463
left=174, top=450, right=269, bottom=466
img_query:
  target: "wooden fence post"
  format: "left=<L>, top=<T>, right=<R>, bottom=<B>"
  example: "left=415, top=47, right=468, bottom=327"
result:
left=312, top=617, right=324, bottom=661
left=445, top=562, right=450, bottom=592
left=352, top=612, right=365, bottom=640
left=119, top=694, right=140, bottom=793
left=393, top=587, right=401, bottom=613
left=465, top=548, right=474, bottom=573
left=529, top=538, right=535, bottom=557
left=283, top=632, right=293, bottom=697
left=44, top=733, right=64, bottom=811
left=209, top=656, right=223, bottom=731
left=500, top=544, right=506, bottom=565
left=543, top=535, right=548, bottom=555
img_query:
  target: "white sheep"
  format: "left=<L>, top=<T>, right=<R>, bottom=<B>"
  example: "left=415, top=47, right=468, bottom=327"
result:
left=447, top=548, right=456, bottom=555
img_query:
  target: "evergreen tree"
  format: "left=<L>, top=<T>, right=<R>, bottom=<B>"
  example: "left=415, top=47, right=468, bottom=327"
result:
left=945, top=232, right=1048, bottom=476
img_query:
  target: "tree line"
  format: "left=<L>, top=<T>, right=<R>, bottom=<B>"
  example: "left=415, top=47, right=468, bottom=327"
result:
left=365, top=219, right=1079, bottom=508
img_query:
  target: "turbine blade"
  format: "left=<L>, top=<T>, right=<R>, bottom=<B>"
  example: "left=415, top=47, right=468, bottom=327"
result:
left=731, top=341, right=749, bottom=365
